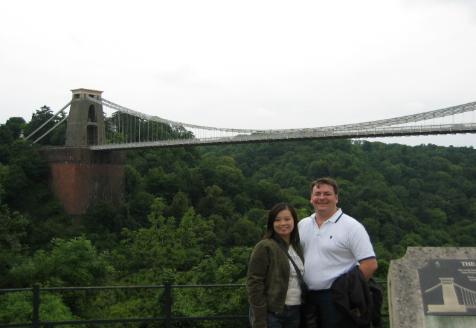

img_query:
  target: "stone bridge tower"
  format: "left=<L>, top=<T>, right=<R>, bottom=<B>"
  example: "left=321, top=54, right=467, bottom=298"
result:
left=41, top=89, right=125, bottom=215
left=66, top=88, right=106, bottom=146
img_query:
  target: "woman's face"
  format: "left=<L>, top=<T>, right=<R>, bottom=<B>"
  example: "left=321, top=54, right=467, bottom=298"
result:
left=273, top=209, right=295, bottom=240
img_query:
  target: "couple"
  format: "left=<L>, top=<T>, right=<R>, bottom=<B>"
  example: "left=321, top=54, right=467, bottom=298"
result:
left=247, top=177, right=378, bottom=328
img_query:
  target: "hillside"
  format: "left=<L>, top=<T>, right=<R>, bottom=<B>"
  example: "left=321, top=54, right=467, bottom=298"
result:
left=1, top=116, right=475, bottom=325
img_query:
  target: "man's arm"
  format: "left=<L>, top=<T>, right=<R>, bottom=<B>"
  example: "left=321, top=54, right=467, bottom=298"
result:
left=359, top=257, right=378, bottom=280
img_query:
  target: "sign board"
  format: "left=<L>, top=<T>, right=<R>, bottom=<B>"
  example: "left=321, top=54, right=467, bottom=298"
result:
left=418, top=259, right=476, bottom=316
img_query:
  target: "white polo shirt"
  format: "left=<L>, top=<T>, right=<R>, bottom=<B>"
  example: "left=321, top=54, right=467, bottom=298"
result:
left=298, top=209, right=375, bottom=290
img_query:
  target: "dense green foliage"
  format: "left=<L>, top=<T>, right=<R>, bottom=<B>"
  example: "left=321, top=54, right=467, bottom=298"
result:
left=1, top=111, right=475, bottom=326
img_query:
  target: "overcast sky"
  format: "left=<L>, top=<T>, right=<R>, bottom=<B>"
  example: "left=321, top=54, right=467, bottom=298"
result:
left=1, top=0, right=475, bottom=147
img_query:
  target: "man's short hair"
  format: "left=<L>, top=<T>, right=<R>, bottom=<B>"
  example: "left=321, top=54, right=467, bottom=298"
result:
left=310, top=177, right=339, bottom=195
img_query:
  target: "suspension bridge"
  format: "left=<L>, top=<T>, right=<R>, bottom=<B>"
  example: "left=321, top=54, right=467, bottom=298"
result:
left=25, top=89, right=476, bottom=150
left=22, top=88, right=476, bottom=214
left=424, top=277, right=476, bottom=313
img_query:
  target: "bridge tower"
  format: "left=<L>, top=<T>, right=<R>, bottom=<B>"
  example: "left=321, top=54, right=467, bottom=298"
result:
left=427, top=278, right=467, bottom=313
left=41, top=89, right=125, bottom=215
left=66, top=88, right=106, bottom=146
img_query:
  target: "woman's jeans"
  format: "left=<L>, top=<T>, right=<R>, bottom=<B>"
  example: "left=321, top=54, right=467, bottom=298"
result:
left=267, top=305, right=301, bottom=328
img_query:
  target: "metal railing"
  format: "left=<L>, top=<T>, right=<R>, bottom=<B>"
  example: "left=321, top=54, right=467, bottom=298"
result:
left=0, top=280, right=387, bottom=327
left=0, top=283, right=248, bottom=327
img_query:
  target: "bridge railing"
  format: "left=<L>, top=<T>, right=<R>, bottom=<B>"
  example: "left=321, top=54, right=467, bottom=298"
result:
left=0, top=283, right=248, bottom=328
left=0, top=281, right=388, bottom=327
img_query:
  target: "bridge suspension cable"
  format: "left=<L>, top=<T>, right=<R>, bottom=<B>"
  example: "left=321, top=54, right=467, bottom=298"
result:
left=95, top=98, right=265, bottom=134
left=32, top=115, right=68, bottom=144
left=23, top=94, right=476, bottom=149
left=24, top=101, right=71, bottom=141
left=100, top=97, right=476, bottom=134
left=304, top=101, right=476, bottom=132
left=93, top=97, right=476, bottom=149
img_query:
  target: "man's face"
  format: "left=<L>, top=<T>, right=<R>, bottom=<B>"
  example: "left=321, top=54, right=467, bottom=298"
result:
left=310, top=183, right=338, bottom=215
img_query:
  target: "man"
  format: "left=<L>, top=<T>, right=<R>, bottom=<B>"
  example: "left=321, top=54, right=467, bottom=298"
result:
left=298, top=177, right=378, bottom=328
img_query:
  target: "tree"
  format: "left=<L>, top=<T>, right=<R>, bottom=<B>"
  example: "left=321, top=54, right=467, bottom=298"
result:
left=0, top=292, right=75, bottom=326
left=10, top=236, right=113, bottom=287
left=1, top=140, right=50, bottom=212
left=128, top=191, right=155, bottom=227
left=24, top=106, right=66, bottom=145
left=165, top=191, right=190, bottom=219
left=251, top=179, right=284, bottom=208
left=228, top=217, right=262, bottom=246
left=197, top=185, right=235, bottom=218
left=0, top=205, right=29, bottom=287
left=113, top=198, right=216, bottom=283
left=5, top=117, right=26, bottom=139
left=83, top=201, right=127, bottom=234
left=124, top=164, right=143, bottom=197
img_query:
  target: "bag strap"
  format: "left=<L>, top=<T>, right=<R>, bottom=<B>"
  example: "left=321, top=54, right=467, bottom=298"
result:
left=273, top=239, right=306, bottom=287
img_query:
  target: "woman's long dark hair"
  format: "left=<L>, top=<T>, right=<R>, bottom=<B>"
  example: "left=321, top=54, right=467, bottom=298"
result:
left=264, top=202, right=301, bottom=248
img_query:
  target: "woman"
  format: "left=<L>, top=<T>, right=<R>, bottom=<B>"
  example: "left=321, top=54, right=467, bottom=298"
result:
left=247, top=202, right=305, bottom=328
